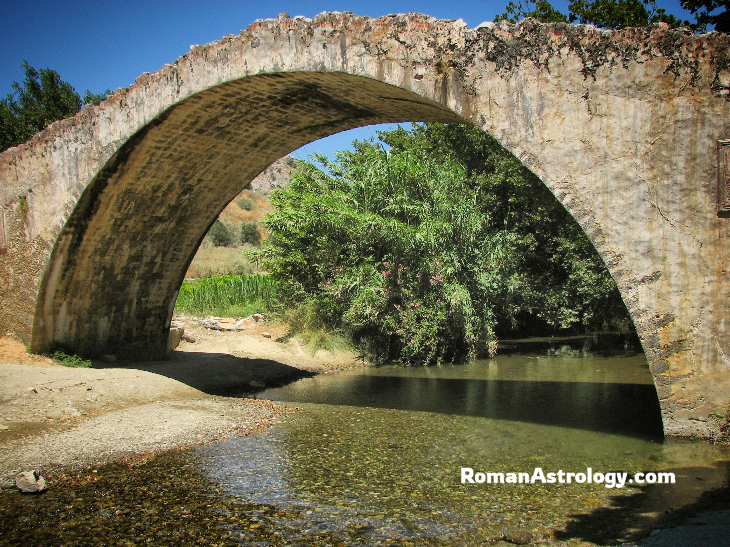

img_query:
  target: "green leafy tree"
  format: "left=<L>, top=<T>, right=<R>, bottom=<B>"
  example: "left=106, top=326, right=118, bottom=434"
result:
left=569, top=0, right=688, bottom=27
left=680, top=0, right=729, bottom=32
left=1, top=62, right=111, bottom=152
left=209, top=220, right=233, bottom=247
left=240, top=221, right=262, bottom=246
left=1, top=61, right=81, bottom=151
left=496, top=0, right=569, bottom=23
left=83, top=88, right=112, bottom=106
left=496, top=0, right=691, bottom=28
left=254, top=124, right=630, bottom=365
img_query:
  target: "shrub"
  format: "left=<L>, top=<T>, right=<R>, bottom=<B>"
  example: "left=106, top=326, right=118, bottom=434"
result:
left=252, top=123, right=630, bottom=365
left=209, top=220, right=233, bottom=247
left=240, top=221, right=261, bottom=246
left=710, top=399, right=730, bottom=444
left=53, top=351, right=92, bottom=368
left=236, top=197, right=254, bottom=210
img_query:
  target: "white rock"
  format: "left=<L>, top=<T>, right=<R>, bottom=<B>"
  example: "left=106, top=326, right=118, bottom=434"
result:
left=16, top=471, right=46, bottom=493
left=476, top=21, right=496, bottom=30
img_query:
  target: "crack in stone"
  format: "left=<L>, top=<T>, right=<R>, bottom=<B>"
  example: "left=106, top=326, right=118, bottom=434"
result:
left=647, top=198, right=703, bottom=248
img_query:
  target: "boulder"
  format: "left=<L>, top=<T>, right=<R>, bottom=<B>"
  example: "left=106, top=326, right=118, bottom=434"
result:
left=16, top=471, right=46, bottom=493
left=167, top=321, right=185, bottom=351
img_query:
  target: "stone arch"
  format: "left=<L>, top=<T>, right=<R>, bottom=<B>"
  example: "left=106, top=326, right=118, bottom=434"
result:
left=1, top=12, right=730, bottom=437
left=32, top=72, right=466, bottom=359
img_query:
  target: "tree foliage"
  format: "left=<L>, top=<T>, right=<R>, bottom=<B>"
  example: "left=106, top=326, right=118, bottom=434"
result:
left=496, top=0, right=694, bottom=29
left=240, top=221, right=261, bottom=246
left=83, top=88, right=112, bottom=106
left=681, top=0, right=729, bottom=32
left=254, top=124, right=630, bottom=365
left=1, top=62, right=110, bottom=152
left=209, top=220, right=233, bottom=247
left=496, top=0, right=569, bottom=23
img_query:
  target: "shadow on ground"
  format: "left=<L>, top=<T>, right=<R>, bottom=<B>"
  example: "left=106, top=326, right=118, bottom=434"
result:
left=553, top=462, right=730, bottom=545
left=96, top=351, right=314, bottom=397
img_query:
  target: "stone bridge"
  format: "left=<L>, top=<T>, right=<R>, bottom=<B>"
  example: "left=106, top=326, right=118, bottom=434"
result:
left=1, top=12, right=729, bottom=438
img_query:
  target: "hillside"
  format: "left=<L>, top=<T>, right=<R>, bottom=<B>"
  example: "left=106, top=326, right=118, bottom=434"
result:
left=186, top=156, right=295, bottom=278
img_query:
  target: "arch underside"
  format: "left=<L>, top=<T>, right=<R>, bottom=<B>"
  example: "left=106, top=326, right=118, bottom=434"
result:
left=31, top=72, right=466, bottom=359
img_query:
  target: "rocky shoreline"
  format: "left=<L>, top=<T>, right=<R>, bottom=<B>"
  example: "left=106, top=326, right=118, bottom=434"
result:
left=0, top=320, right=364, bottom=488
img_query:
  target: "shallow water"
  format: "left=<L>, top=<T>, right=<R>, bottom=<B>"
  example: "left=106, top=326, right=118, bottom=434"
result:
left=193, top=338, right=730, bottom=545
left=2, top=337, right=728, bottom=546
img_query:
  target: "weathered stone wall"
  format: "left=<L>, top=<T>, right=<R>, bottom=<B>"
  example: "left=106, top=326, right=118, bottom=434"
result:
left=1, top=12, right=729, bottom=437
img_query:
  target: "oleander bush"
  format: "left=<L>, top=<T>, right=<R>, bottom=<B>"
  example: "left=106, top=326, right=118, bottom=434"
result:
left=251, top=123, right=630, bottom=364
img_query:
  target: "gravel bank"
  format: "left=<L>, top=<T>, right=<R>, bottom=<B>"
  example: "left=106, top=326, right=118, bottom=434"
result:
left=0, top=322, right=363, bottom=487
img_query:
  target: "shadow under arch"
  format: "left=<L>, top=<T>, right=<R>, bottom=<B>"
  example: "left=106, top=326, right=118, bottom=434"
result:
left=30, top=72, right=466, bottom=359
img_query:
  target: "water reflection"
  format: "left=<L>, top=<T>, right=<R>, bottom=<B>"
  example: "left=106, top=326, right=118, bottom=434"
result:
left=193, top=339, right=730, bottom=545
left=257, top=353, right=662, bottom=439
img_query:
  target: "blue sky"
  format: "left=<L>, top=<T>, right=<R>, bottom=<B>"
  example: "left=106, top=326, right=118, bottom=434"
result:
left=1, top=0, right=695, bottom=160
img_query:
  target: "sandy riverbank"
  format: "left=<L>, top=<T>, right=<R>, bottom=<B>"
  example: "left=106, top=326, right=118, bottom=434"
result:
left=0, top=318, right=364, bottom=487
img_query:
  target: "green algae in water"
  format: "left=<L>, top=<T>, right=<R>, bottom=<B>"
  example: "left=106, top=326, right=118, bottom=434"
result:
left=0, top=451, right=310, bottom=547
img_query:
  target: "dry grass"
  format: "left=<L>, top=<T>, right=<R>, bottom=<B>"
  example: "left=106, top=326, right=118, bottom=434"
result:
left=218, top=189, right=273, bottom=229
left=185, top=246, right=263, bottom=279
left=186, top=190, right=273, bottom=279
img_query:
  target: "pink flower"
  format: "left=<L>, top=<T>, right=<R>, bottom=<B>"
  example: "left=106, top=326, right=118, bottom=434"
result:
left=396, top=329, right=402, bottom=333
left=410, top=339, right=415, bottom=344
left=383, top=271, right=390, bottom=276
left=436, top=261, right=441, bottom=265
left=416, top=274, right=420, bottom=278
left=429, top=278, right=434, bottom=283
left=397, top=280, right=402, bottom=284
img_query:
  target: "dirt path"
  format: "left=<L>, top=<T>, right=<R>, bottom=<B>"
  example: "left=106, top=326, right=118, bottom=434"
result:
left=0, top=318, right=363, bottom=487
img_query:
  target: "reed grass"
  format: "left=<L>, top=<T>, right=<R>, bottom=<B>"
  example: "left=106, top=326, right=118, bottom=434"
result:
left=175, top=274, right=279, bottom=317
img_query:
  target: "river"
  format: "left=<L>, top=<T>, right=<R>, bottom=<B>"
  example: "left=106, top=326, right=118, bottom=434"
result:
left=191, top=336, right=729, bottom=545
left=1, top=335, right=728, bottom=546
